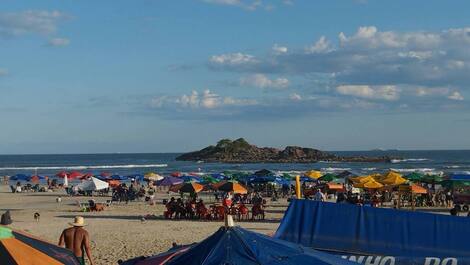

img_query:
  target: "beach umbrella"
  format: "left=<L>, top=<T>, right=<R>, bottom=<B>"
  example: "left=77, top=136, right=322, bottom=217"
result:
left=282, top=173, right=293, bottom=180
left=171, top=172, right=182, bottom=177
left=0, top=226, right=80, bottom=265
left=157, top=176, right=184, bottom=186
left=170, top=182, right=204, bottom=193
left=399, top=184, right=428, bottom=194
left=421, top=174, right=443, bottom=183
left=336, top=170, right=359, bottom=179
left=56, top=171, right=68, bottom=178
left=217, top=181, right=248, bottom=194
left=305, top=170, right=322, bottom=179
left=145, top=172, right=163, bottom=181
left=110, top=175, right=126, bottom=181
left=75, top=177, right=109, bottom=191
left=318, top=173, right=338, bottom=182
left=80, top=173, right=94, bottom=179
left=349, top=175, right=375, bottom=183
left=68, top=171, right=83, bottom=179
left=107, top=179, right=121, bottom=188
left=354, top=179, right=384, bottom=189
left=30, top=175, right=44, bottom=183
left=379, top=171, right=407, bottom=186
left=165, top=225, right=360, bottom=265
left=254, top=169, right=274, bottom=177
left=11, top=174, right=31, bottom=181
left=201, top=175, right=219, bottom=184
left=181, top=175, right=202, bottom=183
left=405, top=172, right=424, bottom=182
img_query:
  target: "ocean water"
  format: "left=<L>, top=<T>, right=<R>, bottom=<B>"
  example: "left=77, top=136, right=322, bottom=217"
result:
left=0, top=150, right=469, bottom=177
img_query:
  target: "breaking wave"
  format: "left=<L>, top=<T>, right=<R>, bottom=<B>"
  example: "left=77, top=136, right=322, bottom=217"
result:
left=0, top=164, right=168, bottom=171
left=391, top=158, right=430, bottom=163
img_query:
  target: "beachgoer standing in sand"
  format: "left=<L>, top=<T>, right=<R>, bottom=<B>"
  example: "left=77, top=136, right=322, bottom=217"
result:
left=58, top=216, right=94, bottom=265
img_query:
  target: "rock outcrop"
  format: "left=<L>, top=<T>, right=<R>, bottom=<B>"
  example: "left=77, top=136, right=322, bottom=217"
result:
left=176, top=138, right=395, bottom=163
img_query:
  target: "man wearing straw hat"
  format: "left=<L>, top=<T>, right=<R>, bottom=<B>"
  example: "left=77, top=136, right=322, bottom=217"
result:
left=59, top=216, right=95, bottom=265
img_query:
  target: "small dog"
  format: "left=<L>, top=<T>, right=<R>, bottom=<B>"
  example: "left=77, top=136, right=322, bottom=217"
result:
left=33, top=212, right=40, bottom=222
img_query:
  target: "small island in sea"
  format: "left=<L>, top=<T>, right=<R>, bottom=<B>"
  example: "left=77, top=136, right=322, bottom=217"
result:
left=176, top=138, right=397, bottom=163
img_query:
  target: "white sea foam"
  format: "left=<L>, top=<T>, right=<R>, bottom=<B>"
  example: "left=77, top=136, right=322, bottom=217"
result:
left=321, top=167, right=352, bottom=172
left=444, top=165, right=463, bottom=169
left=391, top=158, right=430, bottom=163
left=0, top=164, right=168, bottom=171
left=389, top=168, right=436, bottom=173
left=361, top=167, right=377, bottom=171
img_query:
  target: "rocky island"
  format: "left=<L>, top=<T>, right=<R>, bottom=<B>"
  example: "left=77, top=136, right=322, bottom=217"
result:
left=176, top=138, right=396, bottom=163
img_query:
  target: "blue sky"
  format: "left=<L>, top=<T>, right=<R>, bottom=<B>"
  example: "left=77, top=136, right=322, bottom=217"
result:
left=1, top=0, right=470, bottom=153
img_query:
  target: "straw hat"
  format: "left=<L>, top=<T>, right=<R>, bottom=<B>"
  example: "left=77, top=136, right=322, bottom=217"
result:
left=69, top=216, right=86, bottom=227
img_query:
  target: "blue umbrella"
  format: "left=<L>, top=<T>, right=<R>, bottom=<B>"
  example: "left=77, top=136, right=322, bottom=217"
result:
left=181, top=175, right=202, bottom=183
left=110, top=175, right=127, bottom=180
left=11, top=174, right=31, bottom=181
left=166, top=226, right=359, bottom=265
left=126, top=174, right=144, bottom=181
left=157, top=176, right=184, bottom=186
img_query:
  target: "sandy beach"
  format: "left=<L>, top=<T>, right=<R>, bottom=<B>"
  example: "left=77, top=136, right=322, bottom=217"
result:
left=0, top=185, right=284, bottom=265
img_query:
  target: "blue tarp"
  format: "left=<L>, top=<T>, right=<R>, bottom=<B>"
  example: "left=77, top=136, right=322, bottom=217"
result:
left=166, top=226, right=359, bottom=265
left=275, top=200, right=470, bottom=265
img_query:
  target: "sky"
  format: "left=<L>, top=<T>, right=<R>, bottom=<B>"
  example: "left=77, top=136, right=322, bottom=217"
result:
left=1, top=0, right=470, bottom=154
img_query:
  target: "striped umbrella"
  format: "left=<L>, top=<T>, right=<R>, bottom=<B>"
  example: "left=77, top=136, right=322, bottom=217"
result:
left=216, top=181, right=248, bottom=194
left=0, top=226, right=80, bottom=265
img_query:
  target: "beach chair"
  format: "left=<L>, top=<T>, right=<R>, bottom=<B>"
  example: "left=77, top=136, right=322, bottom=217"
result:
left=238, top=204, right=249, bottom=221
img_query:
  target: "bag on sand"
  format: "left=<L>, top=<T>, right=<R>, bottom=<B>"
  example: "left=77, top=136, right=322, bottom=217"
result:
left=1, top=210, right=12, bottom=225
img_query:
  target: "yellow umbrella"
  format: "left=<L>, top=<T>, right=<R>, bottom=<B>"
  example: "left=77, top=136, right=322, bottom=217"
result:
left=350, top=175, right=375, bottom=183
left=144, top=172, right=163, bottom=181
left=354, top=179, right=384, bottom=189
left=305, top=170, right=322, bottom=179
left=380, top=171, right=407, bottom=186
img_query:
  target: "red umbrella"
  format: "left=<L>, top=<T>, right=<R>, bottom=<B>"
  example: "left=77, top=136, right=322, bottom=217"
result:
left=171, top=172, right=182, bottom=177
left=68, top=171, right=83, bottom=179
left=80, top=173, right=94, bottom=179
left=56, top=171, right=68, bottom=178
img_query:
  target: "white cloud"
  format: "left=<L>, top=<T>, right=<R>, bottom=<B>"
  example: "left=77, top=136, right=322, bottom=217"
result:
left=336, top=85, right=400, bottom=101
left=289, top=93, right=302, bottom=101
left=209, top=26, right=470, bottom=96
left=47, top=37, right=70, bottom=47
left=240, top=74, right=289, bottom=89
left=202, top=0, right=267, bottom=11
left=210, top=53, right=257, bottom=65
left=272, top=44, right=288, bottom=54
left=0, top=10, right=68, bottom=37
left=448, top=91, right=464, bottom=101
left=306, top=36, right=332, bottom=53
left=151, top=89, right=258, bottom=110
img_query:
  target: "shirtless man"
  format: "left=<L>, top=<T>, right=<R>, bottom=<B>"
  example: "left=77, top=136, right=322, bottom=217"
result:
left=58, top=216, right=94, bottom=265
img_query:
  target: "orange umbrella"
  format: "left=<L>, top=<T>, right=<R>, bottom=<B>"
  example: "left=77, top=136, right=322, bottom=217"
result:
left=107, top=180, right=121, bottom=188
left=170, top=182, right=204, bottom=193
left=326, top=183, right=344, bottom=190
left=217, top=181, right=248, bottom=194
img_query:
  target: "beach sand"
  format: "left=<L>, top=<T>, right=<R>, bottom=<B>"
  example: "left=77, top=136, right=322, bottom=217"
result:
left=0, top=185, right=284, bottom=265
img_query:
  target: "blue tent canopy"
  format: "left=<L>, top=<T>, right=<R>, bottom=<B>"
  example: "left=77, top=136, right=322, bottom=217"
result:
left=125, top=174, right=144, bottom=181
left=166, top=226, right=359, bottom=265
left=275, top=200, right=470, bottom=264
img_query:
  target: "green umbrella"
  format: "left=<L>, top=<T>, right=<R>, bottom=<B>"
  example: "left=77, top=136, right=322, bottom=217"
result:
left=202, top=176, right=219, bottom=184
left=282, top=173, right=293, bottom=180
left=441, top=180, right=470, bottom=188
left=405, top=172, right=424, bottom=182
left=319, top=173, right=338, bottom=182
left=421, top=174, right=443, bottom=183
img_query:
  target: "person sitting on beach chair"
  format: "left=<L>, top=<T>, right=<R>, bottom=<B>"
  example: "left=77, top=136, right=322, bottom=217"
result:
left=164, top=197, right=176, bottom=219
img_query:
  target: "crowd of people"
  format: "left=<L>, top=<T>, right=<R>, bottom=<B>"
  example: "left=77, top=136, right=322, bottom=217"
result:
left=164, top=192, right=266, bottom=221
